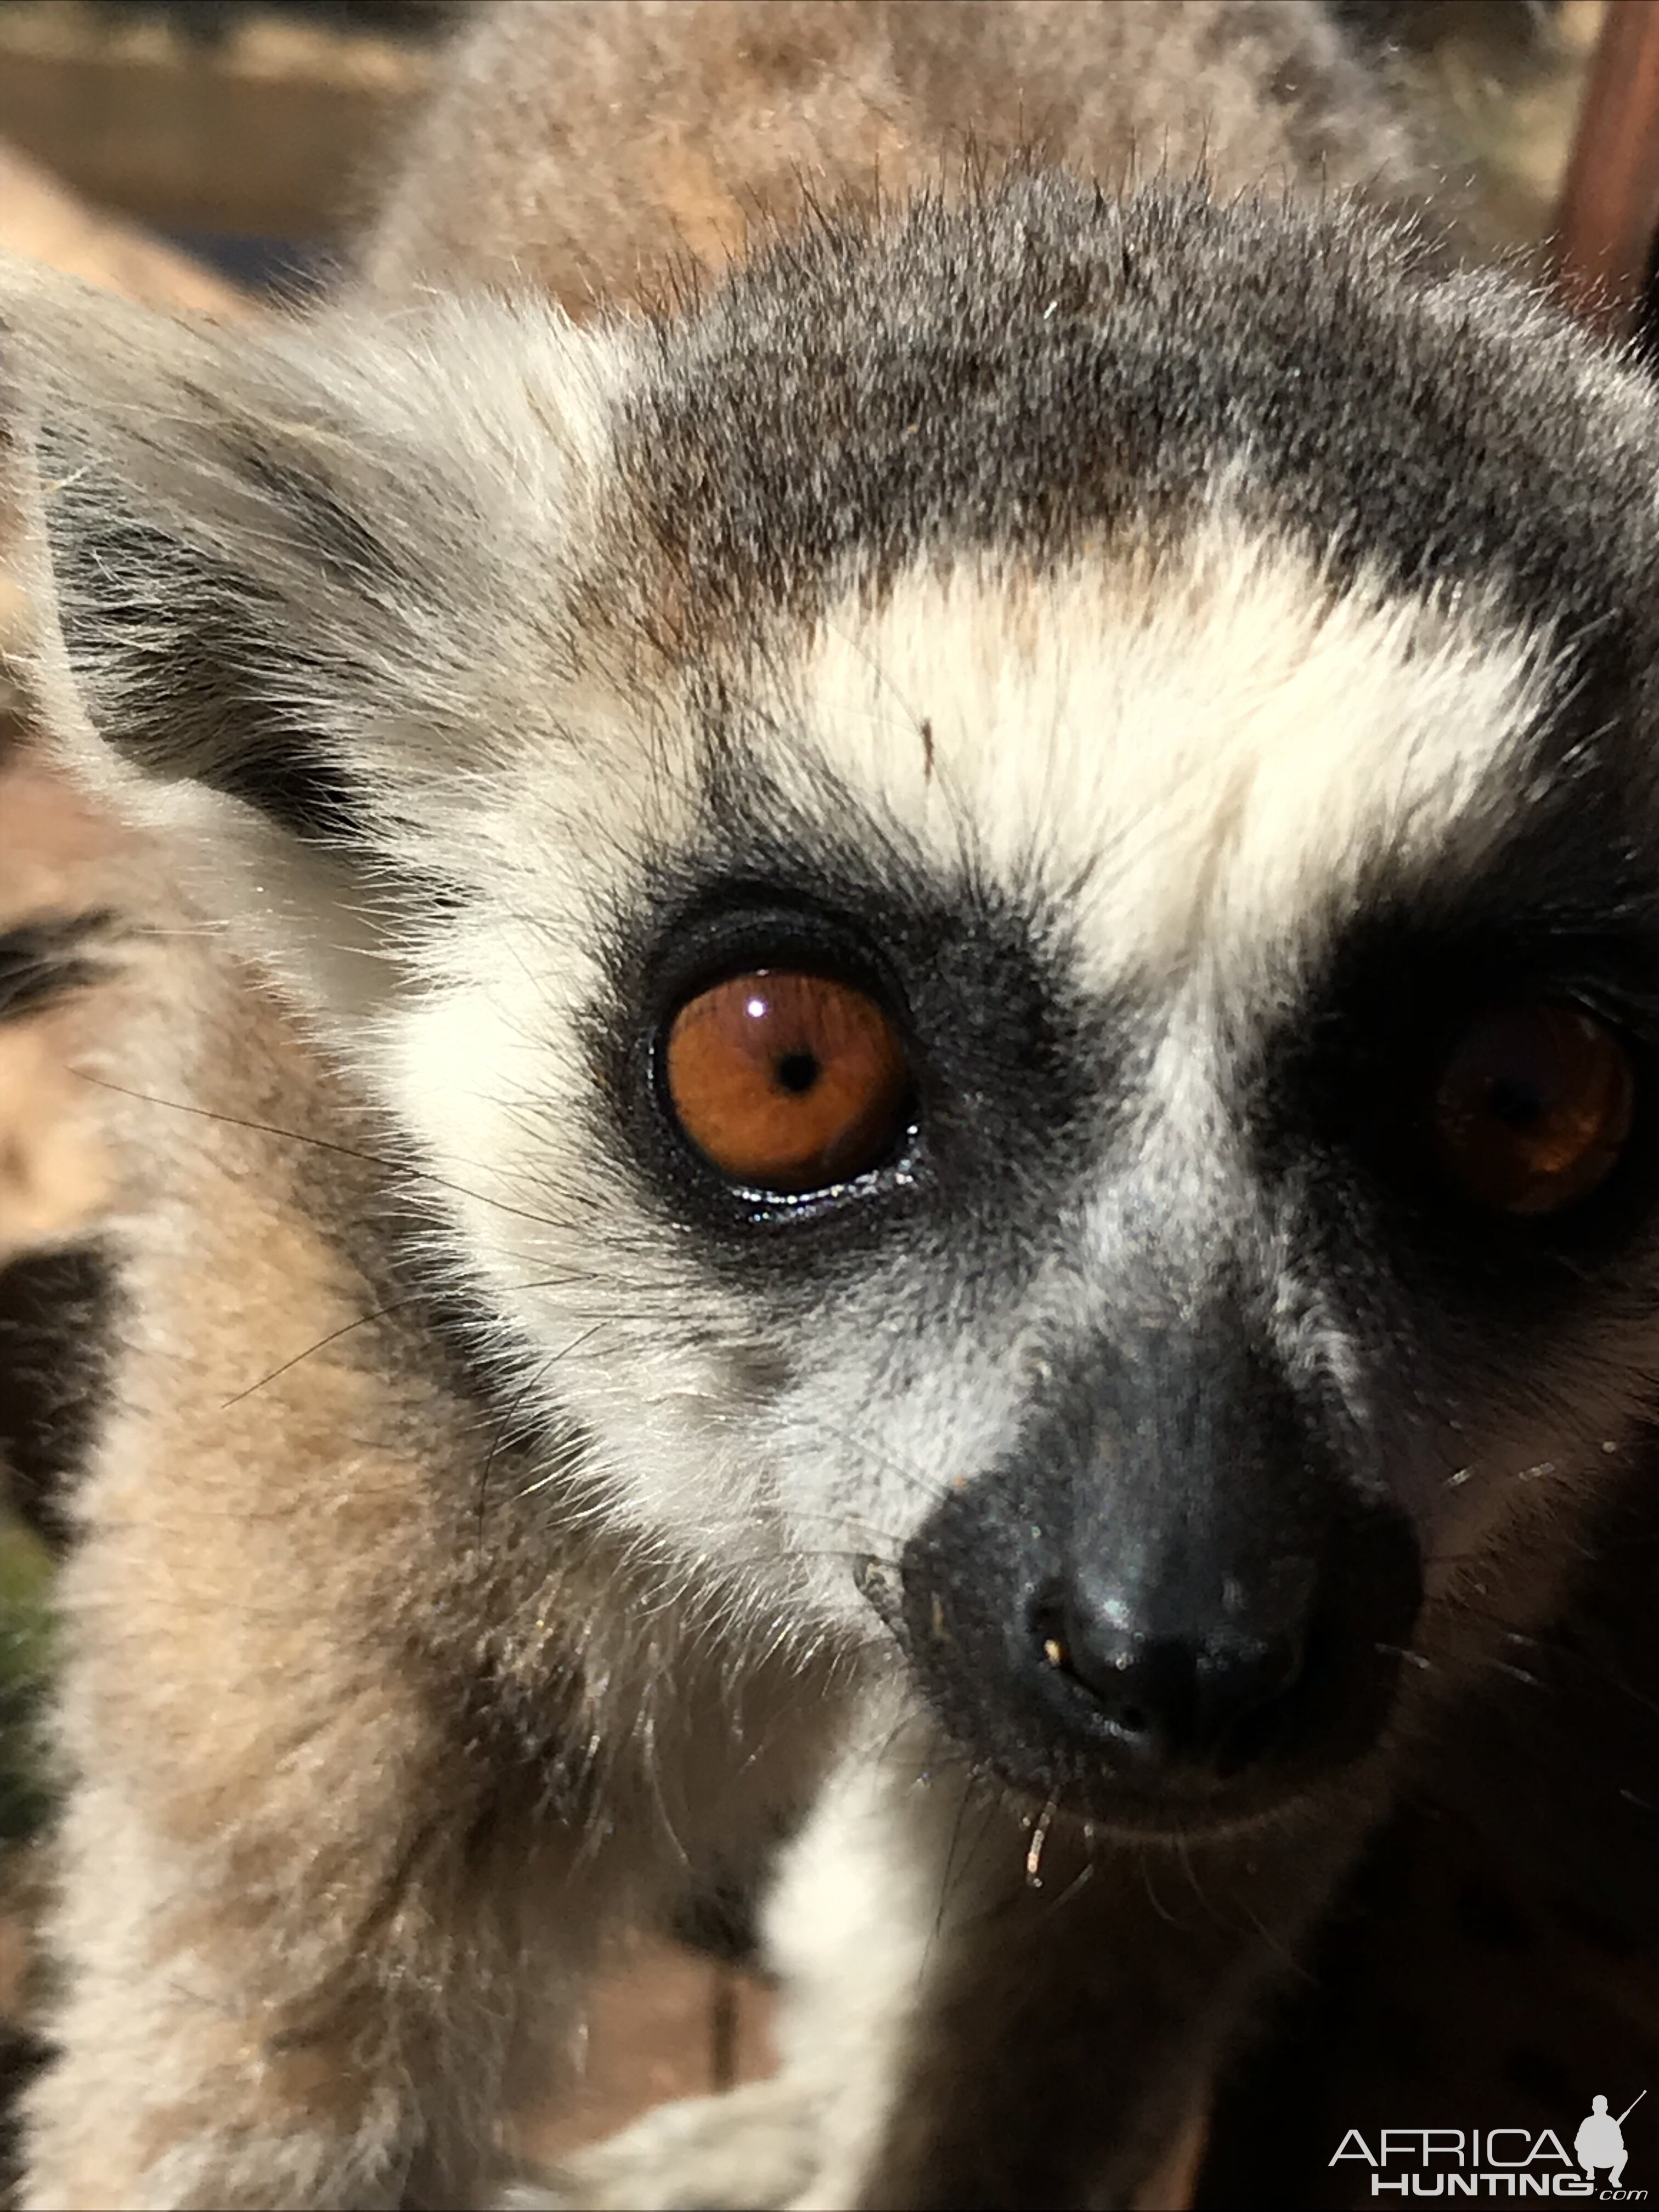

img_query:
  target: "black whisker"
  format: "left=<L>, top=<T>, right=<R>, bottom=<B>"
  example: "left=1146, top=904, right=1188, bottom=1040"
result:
left=476, top=1328, right=603, bottom=1536
left=83, top=1074, right=573, bottom=1234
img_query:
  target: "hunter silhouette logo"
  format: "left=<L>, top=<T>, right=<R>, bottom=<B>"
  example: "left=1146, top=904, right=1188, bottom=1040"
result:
left=1331, top=2090, right=1647, bottom=2197
left=1577, top=2096, right=1644, bottom=2193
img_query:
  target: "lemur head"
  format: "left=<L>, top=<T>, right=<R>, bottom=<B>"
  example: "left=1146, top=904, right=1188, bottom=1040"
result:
left=9, top=174, right=1659, bottom=1837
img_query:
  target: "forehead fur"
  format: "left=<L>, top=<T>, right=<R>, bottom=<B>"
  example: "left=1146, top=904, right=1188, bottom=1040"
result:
left=763, top=533, right=1553, bottom=991
left=623, top=172, right=1658, bottom=644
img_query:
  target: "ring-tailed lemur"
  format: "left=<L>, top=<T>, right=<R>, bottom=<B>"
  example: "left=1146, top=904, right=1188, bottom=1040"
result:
left=2, top=3, right=1654, bottom=2206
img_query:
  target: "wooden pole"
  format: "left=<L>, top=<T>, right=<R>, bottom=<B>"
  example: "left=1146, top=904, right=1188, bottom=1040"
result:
left=1553, top=0, right=1659, bottom=336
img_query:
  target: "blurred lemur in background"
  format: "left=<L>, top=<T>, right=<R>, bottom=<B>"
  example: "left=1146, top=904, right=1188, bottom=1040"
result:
left=3, top=2, right=1657, bottom=2206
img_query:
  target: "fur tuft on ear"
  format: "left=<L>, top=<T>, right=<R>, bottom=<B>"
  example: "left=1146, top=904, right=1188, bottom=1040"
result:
left=1, top=259, right=638, bottom=882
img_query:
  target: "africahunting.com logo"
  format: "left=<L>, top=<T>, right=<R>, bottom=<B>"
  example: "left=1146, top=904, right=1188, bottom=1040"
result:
left=1331, top=2092, right=1646, bottom=2199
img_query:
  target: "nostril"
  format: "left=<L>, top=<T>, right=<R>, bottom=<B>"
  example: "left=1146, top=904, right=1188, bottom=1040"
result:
left=1029, top=1587, right=1306, bottom=1771
left=1034, top=1604, right=1105, bottom=1703
left=1031, top=1594, right=1187, bottom=1747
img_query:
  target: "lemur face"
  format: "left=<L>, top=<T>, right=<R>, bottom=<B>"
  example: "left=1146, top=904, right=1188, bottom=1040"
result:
left=13, top=177, right=1659, bottom=1838
left=576, top=548, right=1654, bottom=1835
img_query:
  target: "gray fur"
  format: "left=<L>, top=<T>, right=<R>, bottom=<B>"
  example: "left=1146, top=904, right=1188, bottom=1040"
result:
left=2, top=4, right=1657, bottom=2207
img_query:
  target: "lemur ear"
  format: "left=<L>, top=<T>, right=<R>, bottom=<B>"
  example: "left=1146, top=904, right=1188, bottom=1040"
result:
left=2, top=263, right=616, bottom=868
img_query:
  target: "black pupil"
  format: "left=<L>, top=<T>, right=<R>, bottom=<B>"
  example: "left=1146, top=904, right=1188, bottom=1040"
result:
left=776, top=1051, right=820, bottom=1094
left=1487, top=1073, right=1548, bottom=1131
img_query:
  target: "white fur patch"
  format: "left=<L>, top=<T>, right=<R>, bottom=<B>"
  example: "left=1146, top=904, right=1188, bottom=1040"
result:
left=367, top=526, right=1565, bottom=1629
left=772, top=528, right=1555, bottom=994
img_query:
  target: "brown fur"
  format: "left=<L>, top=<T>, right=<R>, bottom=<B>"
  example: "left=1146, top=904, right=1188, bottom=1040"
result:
left=362, top=0, right=1430, bottom=314
left=24, top=907, right=843, bottom=2204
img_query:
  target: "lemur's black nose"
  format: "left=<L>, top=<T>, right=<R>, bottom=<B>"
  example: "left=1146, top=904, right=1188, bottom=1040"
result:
left=894, top=1327, right=1424, bottom=1827
left=1034, top=1591, right=1305, bottom=1773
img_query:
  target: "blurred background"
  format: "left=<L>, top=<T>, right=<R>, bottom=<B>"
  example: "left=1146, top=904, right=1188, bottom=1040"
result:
left=0, top=0, right=451, bottom=296
left=0, top=1, right=1613, bottom=282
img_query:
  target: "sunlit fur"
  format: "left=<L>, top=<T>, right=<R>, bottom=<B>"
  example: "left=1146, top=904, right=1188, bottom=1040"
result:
left=4, top=4, right=1659, bottom=2207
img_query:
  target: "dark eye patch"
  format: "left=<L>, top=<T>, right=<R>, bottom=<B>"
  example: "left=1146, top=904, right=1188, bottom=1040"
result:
left=1246, top=873, right=1659, bottom=1347
left=584, top=746, right=1120, bottom=1294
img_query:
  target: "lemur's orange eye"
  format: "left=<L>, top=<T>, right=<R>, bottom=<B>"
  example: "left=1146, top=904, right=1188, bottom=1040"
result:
left=665, top=970, right=910, bottom=1193
left=1434, top=1001, right=1635, bottom=1216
